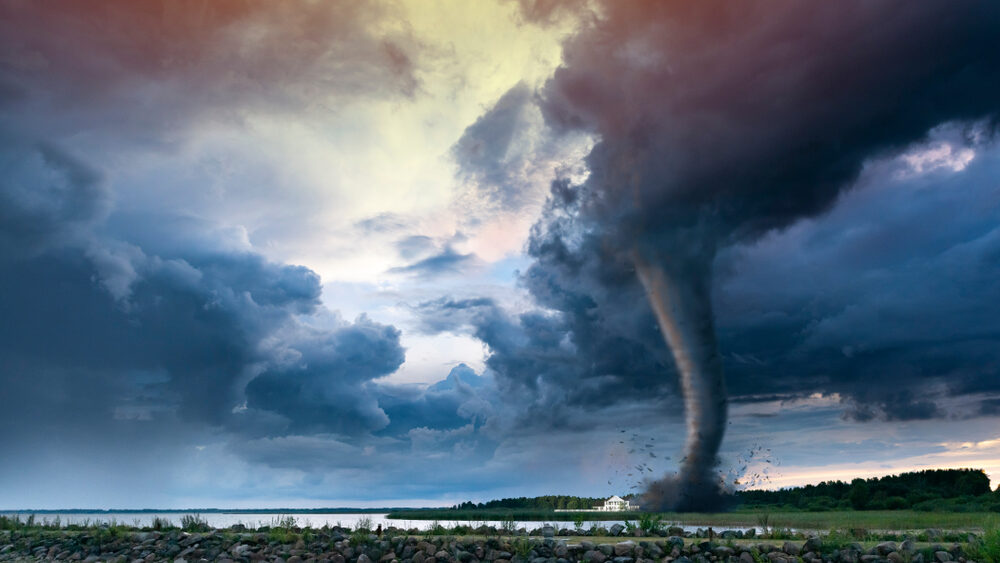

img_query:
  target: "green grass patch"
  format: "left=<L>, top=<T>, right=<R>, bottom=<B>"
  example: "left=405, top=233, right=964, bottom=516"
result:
left=385, top=509, right=994, bottom=531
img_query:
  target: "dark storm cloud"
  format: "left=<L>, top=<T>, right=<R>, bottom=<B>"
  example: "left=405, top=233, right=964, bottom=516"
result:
left=0, top=142, right=109, bottom=256
left=0, top=0, right=420, bottom=141
left=434, top=0, right=1000, bottom=508
left=544, top=9, right=996, bottom=377
left=376, top=364, right=493, bottom=437
left=714, top=140, right=1000, bottom=420
left=0, top=139, right=410, bottom=471
left=415, top=296, right=679, bottom=430
left=980, top=399, right=1000, bottom=417
left=0, top=0, right=461, bottom=487
left=244, top=315, right=405, bottom=435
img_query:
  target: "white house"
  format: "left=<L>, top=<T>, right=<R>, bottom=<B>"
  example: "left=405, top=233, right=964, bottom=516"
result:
left=598, top=495, right=636, bottom=511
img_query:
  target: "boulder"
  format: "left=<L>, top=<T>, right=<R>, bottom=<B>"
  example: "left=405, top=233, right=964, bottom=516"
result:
left=614, top=541, right=636, bottom=556
left=713, top=546, right=735, bottom=558
left=782, top=542, right=801, bottom=556
left=584, top=549, right=607, bottom=563
left=888, top=552, right=904, bottom=563
left=740, top=551, right=755, bottom=563
left=935, top=551, right=953, bottom=563
left=803, top=537, right=822, bottom=553
left=610, top=525, right=626, bottom=537
left=876, top=542, right=898, bottom=556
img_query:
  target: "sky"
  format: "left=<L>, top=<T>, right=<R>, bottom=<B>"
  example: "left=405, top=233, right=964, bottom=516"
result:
left=1, top=0, right=1000, bottom=509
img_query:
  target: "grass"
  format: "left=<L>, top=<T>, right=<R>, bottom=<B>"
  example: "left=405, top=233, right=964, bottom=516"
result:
left=385, top=509, right=995, bottom=531
left=967, top=517, right=1000, bottom=563
left=180, top=513, right=211, bottom=532
left=386, top=508, right=644, bottom=521
left=647, top=510, right=993, bottom=531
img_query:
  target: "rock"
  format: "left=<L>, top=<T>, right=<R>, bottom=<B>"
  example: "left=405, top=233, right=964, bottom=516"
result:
left=783, top=542, right=801, bottom=556
left=614, top=541, right=636, bottom=556
left=936, top=552, right=953, bottom=562
left=803, top=537, right=822, bottom=553
left=645, top=543, right=662, bottom=557
left=541, top=527, right=556, bottom=539
left=666, top=537, right=685, bottom=550
left=674, top=557, right=693, bottom=563
left=860, top=556, right=879, bottom=563
left=888, top=552, right=904, bottom=563
left=610, top=525, right=626, bottom=537
left=584, top=549, right=607, bottom=563
left=598, top=544, right=615, bottom=556
left=713, top=546, right=734, bottom=557
left=877, top=542, right=898, bottom=555
left=767, top=552, right=787, bottom=563
left=911, top=554, right=924, bottom=563
left=359, top=554, right=375, bottom=563
left=612, top=557, right=634, bottom=563
left=740, top=552, right=755, bottom=563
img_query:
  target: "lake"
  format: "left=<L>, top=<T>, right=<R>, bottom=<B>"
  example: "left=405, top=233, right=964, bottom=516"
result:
left=0, top=512, right=744, bottom=534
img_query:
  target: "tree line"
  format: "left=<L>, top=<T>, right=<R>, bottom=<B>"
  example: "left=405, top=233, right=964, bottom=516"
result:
left=738, top=468, right=999, bottom=511
left=451, top=495, right=608, bottom=511
left=447, top=469, right=999, bottom=512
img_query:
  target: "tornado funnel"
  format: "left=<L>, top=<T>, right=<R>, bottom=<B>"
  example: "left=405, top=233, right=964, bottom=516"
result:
left=633, top=245, right=728, bottom=511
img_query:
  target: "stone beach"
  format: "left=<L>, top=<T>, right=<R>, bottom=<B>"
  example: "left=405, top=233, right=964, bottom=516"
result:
left=0, top=525, right=980, bottom=563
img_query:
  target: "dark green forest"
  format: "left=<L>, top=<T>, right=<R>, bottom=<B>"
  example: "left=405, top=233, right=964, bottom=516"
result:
left=451, top=495, right=608, bottom=511
left=447, top=469, right=1000, bottom=513
left=738, top=468, right=1000, bottom=512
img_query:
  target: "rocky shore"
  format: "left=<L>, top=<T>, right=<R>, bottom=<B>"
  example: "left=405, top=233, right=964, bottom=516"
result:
left=0, top=526, right=981, bottom=563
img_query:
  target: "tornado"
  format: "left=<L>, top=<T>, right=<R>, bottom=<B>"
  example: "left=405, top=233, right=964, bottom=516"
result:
left=529, top=0, right=1000, bottom=511
left=632, top=244, right=728, bottom=511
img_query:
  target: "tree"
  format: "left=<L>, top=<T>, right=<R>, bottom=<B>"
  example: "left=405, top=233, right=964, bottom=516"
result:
left=849, top=479, right=869, bottom=510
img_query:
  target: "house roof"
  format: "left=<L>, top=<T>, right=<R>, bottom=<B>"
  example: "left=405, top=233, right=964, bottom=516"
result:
left=606, top=495, right=624, bottom=502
